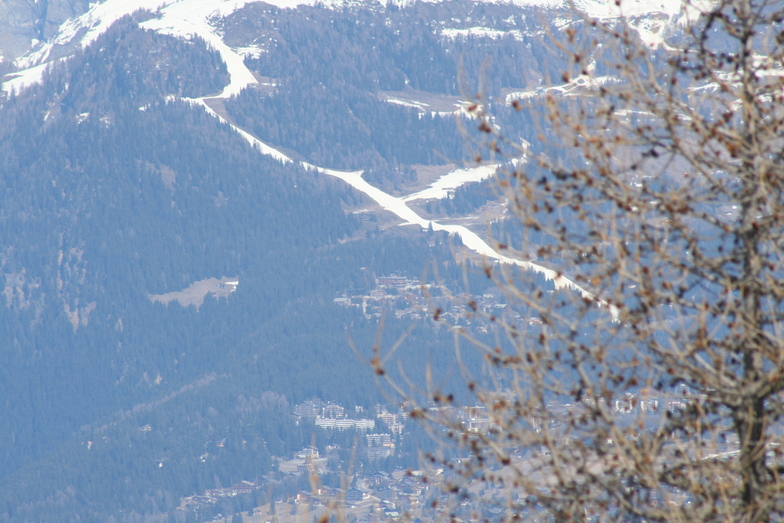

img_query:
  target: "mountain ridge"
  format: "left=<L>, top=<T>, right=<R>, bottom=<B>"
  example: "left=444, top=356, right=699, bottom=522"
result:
left=1, top=0, right=694, bottom=95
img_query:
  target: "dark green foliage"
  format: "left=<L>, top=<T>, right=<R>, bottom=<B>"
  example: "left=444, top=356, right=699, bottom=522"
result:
left=228, top=82, right=466, bottom=171
left=0, top=1, right=573, bottom=520
left=223, top=2, right=549, bottom=176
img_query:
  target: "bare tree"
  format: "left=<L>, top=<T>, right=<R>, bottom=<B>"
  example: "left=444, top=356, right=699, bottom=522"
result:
left=374, top=0, right=784, bottom=520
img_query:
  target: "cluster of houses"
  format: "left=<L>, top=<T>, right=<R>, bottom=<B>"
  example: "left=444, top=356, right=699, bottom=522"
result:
left=332, top=272, right=517, bottom=324
left=293, top=399, right=376, bottom=430
left=179, top=481, right=260, bottom=513
left=332, top=273, right=430, bottom=319
left=179, top=390, right=710, bottom=521
left=261, top=468, right=433, bottom=522
left=291, top=400, right=402, bottom=460
left=177, top=447, right=438, bottom=522
left=571, top=386, right=697, bottom=416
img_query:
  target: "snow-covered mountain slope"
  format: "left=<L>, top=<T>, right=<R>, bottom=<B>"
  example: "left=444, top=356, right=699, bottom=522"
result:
left=1, top=0, right=697, bottom=95
left=3, top=0, right=256, bottom=94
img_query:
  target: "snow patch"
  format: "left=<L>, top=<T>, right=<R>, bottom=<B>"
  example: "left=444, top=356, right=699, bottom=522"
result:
left=505, top=73, right=616, bottom=103
left=572, top=0, right=691, bottom=19
left=385, top=98, right=429, bottom=110
left=231, top=45, right=266, bottom=58
left=403, top=164, right=499, bottom=202
left=381, top=92, right=472, bottom=118
left=2, top=61, right=51, bottom=95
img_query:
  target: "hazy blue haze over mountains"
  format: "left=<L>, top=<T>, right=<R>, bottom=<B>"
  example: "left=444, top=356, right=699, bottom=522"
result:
left=0, top=1, right=618, bottom=520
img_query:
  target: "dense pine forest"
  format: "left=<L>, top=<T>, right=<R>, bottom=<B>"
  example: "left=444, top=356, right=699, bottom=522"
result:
left=0, top=1, right=571, bottom=520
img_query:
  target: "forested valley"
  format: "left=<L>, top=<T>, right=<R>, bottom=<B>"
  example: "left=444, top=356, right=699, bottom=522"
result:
left=0, top=2, right=570, bottom=520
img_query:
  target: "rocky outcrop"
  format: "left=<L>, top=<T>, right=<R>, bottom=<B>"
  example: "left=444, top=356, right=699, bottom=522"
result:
left=0, top=0, right=90, bottom=72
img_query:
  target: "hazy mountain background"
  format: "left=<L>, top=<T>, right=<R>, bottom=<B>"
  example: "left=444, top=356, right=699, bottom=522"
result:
left=0, top=0, right=685, bottom=520
left=0, top=0, right=92, bottom=75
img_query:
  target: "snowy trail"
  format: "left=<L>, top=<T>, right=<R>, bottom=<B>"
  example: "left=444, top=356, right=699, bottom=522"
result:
left=1, top=0, right=615, bottom=315
left=318, top=166, right=611, bottom=311
left=191, top=99, right=611, bottom=313
left=139, top=0, right=261, bottom=99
